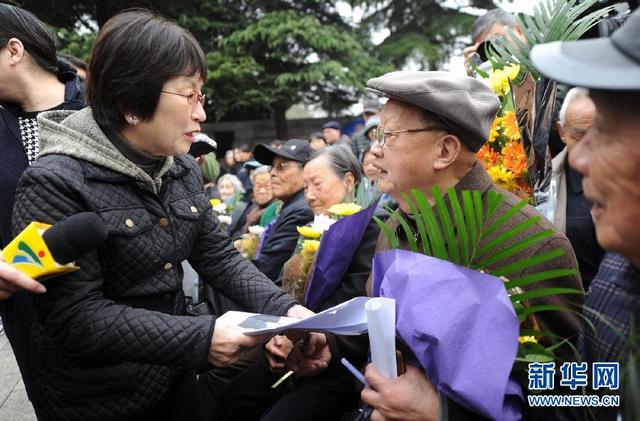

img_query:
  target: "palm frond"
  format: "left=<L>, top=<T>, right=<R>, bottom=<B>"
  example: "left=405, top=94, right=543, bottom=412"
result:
left=488, top=0, right=616, bottom=79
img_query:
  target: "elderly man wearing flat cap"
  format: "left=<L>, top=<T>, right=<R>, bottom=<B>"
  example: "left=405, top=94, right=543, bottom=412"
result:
left=332, top=71, right=582, bottom=420
left=252, top=138, right=314, bottom=282
left=531, top=9, right=640, bottom=420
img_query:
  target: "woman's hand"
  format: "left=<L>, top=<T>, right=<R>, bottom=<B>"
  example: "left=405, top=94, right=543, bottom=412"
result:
left=208, top=323, right=265, bottom=366
left=0, top=259, right=46, bottom=300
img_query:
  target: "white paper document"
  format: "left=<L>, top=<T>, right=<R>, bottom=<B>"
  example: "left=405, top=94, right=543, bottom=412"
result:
left=217, top=296, right=373, bottom=336
left=366, top=297, right=398, bottom=378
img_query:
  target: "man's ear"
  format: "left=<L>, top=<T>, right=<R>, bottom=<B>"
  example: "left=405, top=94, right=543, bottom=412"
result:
left=432, top=134, right=462, bottom=170
left=556, top=121, right=567, bottom=145
left=5, top=38, right=26, bottom=66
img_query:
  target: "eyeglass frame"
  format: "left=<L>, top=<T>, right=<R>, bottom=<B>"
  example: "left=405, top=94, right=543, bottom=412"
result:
left=270, top=161, right=303, bottom=173
left=160, top=90, right=206, bottom=106
left=370, top=126, right=447, bottom=147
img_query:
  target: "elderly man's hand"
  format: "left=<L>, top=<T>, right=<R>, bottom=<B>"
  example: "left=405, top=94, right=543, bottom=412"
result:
left=208, top=323, right=265, bottom=366
left=361, top=364, right=440, bottom=421
left=0, top=260, right=46, bottom=301
left=463, top=44, right=479, bottom=76
left=265, top=334, right=294, bottom=372
left=285, top=332, right=331, bottom=377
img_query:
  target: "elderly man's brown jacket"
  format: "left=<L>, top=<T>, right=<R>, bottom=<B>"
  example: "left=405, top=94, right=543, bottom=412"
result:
left=368, top=162, right=583, bottom=420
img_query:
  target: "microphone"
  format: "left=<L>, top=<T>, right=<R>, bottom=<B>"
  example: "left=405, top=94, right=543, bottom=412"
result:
left=1, top=212, right=108, bottom=279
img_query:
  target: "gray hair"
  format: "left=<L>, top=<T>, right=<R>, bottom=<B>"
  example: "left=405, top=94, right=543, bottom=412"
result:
left=250, top=165, right=271, bottom=184
left=558, top=87, right=590, bottom=126
left=471, top=9, right=518, bottom=43
left=306, top=144, right=362, bottom=184
left=217, top=173, right=245, bottom=194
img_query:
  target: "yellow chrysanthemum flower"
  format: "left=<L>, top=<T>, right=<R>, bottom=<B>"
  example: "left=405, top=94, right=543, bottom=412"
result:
left=328, top=203, right=362, bottom=217
left=488, top=64, right=520, bottom=97
left=505, top=64, right=521, bottom=81
left=487, top=165, right=516, bottom=190
left=518, top=335, right=537, bottom=344
left=489, top=117, right=502, bottom=142
left=297, top=226, right=323, bottom=239
left=502, top=111, right=521, bottom=142
left=301, top=240, right=320, bottom=257
left=209, top=198, right=222, bottom=207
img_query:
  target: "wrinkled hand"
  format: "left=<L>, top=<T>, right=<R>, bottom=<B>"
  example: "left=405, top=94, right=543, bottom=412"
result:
left=209, top=323, right=265, bottom=367
left=285, top=332, right=331, bottom=377
left=361, top=364, right=439, bottom=421
left=265, top=335, right=294, bottom=372
left=0, top=260, right=46, bottom=301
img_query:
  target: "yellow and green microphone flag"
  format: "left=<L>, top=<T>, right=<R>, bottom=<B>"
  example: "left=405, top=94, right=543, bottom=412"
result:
left=1, top=222, right=78, bottom=279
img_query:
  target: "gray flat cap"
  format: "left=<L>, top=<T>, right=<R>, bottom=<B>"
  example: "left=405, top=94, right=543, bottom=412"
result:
left=367, top=71, right=500, bottom=151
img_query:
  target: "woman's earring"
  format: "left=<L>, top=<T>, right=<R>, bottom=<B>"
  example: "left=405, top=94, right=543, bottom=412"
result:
left=128, top=115, right=138, bottom=126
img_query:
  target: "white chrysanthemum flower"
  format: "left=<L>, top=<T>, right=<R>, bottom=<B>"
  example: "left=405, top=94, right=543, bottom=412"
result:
left=248, top=225, right=265, bottom=236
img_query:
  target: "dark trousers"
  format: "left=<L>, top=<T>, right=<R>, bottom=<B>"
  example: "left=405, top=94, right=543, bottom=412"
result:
left=140, top=370, right=203, bottom=421
left=218, top=352, right=358, bottom=421
left=0, top=291, right=38, bottom=401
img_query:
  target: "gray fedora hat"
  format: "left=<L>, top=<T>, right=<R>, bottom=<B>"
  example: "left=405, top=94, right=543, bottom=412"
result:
left=531, top=9, right=640, bottom=90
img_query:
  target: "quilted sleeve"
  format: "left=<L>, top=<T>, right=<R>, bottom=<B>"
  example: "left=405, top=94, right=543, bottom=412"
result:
left=12, top=159, right=214, bottom=370
left=187, top=205, right=298, bottom=317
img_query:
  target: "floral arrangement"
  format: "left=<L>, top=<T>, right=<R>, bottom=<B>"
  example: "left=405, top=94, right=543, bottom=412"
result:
left=210, top=198, right=233, bottom=229
left=234, top=225, right=265, bottom=260
left=476, top=64, right=533, bottom=202
left=282, top=204, right=362, bottom=301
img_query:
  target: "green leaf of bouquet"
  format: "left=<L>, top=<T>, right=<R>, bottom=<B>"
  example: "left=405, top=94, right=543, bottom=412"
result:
left=414, top=190, right=449, bottom=260
left=516, top=304, right=574, bottom=317
left=448, top=188, right=470, bottom=266
left=374, top=215, right=399, bottom=249
left=510, top=288, right=584, bottom=303
left=505, top=268, right=578, bottom=290
left=461, top=191, right=478, bottom=255
left=492, top=248, right=566, bottom=277
left=476, top=229, right=553, bottom=269
left=473, top=191, right=484, bottom=233
left=479, top=215, right=540, bottom=257
left=393, top=201, right=419, bottom=253
left=485, top=190, right=504, bottom=222
left=522, top=341, right=556, bottom=362
left=433, top=187, right=460, bottom=265
left=405, top=192, right=431, bottom=256
left=481, top=199, right=528, bottom=241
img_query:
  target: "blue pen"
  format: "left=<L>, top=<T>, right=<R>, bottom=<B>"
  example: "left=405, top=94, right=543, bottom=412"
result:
left=341, top=357, right=370, bottom=388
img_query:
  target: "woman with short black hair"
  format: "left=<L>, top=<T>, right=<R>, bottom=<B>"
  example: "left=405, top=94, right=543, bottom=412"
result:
left=11, top=10, right=310, bottom=420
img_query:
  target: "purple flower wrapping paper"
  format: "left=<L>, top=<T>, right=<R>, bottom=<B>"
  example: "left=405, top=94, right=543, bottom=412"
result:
left=304, top=200, right=378, bottom=311
left=372, top=249, right=524, bottom=420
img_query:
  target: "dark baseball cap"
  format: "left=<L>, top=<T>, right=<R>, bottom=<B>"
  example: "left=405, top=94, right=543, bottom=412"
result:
left=254, top=138, right=311, bottom=165
left=531, top=9, right=640, bottom=90
left=321, top=120, right=341, bottom=130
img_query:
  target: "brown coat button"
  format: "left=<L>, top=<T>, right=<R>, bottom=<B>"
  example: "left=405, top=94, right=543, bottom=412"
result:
left=164, top=262, right=173, bottom=271
left=159, top=217, right=169, bottom=227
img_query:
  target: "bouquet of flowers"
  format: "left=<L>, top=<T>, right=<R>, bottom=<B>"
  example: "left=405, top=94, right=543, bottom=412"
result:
left=476, top=64, right=533, bottom=202
left=373, top=187, right=581, bottom=419
left=210, top=198, right=233, bottom=230
left=234, top=225, right=265, bottom=260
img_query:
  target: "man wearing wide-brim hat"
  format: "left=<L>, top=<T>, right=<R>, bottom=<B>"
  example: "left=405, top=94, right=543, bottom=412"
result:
left=287, top=71, right=584, bottom=419
left=532, top=8, right=640, bottom=420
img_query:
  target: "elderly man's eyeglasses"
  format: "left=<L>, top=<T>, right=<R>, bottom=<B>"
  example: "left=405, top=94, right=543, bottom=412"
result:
left=370, top=126, right=446, bottom=146
left=161, top=90, right=206, bottom=106
left=271, top=162, right=302, bottom=172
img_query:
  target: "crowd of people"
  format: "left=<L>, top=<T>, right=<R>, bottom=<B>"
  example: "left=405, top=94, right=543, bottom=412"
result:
left=0, top=2, right=639, bottom=421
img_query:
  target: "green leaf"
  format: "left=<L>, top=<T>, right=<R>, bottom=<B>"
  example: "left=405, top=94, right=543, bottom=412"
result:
left=477, top=216, right=541, bottom=257
left=406, top=192, right=431, bottom=256
left=374, top=215, right=399, bottom=249
left=448, top=188, right=470, bottom=266
left=510, top=287, right=584, bottom=303
left=492, top=248, right=566, bottom=277
left=475, top=229, right=553, bottom=269
left=505, top=269, right=578, bottom=290
left=482, top=199, right=528, bottom=241
left=414, top=190, right=449, bottom=260
left=433, top=187, right=460, bottom=265
left=392, top=203, right=419, bottom=253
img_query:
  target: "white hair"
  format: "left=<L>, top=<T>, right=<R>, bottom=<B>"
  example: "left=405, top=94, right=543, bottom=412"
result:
left=250, top=165, right=271, bottom=184
left=217, top=174, right=245, bottom=194
left=558, top=87, right=590, bottom=126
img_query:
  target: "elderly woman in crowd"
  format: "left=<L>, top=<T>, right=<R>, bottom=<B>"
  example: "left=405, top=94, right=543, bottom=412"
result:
left=216, top=173, right=245, bottom=204
left=0, top=3, right=85, bottom=403
left=11, top=10, right=312, bottom=421
left=219, top=144, right=381, bottom=421
left=229, top=165, right=276, bottom=238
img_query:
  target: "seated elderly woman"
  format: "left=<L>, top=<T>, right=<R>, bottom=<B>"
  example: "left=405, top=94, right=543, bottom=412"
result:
left=11, top=10, right=312, bottom=421
left=229, top=165, right=276, bottom=238
left=217, top=173, right=245, bottom=204
left=218, top=144, right=381, bottom=421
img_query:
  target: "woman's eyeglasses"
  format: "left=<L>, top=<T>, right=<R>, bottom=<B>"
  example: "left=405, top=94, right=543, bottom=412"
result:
left=161, top=90, right=206, bottom=106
